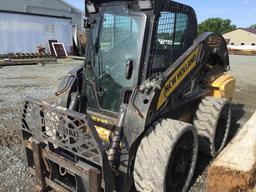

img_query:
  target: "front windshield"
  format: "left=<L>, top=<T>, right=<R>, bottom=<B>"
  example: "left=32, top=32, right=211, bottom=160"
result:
left=87, top=5, right=146, bottom=113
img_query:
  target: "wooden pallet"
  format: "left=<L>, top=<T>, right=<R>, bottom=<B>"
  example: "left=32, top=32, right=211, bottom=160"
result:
left=0, top=57, right=57, bottom=66
left=229, top=49, right=256, bottom=56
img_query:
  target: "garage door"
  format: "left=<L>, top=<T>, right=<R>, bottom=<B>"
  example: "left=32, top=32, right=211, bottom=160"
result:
left=0, top=12, right=72, bottom=54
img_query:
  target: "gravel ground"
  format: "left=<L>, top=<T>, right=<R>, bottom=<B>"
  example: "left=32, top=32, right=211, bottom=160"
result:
left=0, top=59, right=82, bottom=192
left=0, top=55, right=255, bottom=192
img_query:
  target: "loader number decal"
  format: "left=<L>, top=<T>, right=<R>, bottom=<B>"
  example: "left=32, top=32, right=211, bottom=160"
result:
left=157, top=46, right=200, bottom=110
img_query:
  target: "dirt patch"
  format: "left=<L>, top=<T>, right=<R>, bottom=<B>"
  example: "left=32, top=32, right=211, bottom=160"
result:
left=207, top=164, right=256, bottom=192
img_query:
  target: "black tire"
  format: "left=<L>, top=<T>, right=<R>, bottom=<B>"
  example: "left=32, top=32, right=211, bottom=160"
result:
left=193, top=96, right=231, bottom=157
left=133, top=119, right=198, bottom=192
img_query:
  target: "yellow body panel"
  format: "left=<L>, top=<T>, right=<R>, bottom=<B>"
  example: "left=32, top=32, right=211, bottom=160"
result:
left=95, top=126, right=111, bottom=142
left=209, top=74, right=236, bottom=100
left=91, top=115, right=110, bottom=124
left=157, top=46, right=201, bottom=110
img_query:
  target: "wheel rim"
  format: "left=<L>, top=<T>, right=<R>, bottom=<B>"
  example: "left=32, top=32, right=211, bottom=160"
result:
left=214, top=104, right=230, bottom=152
left=165, top=131, right=195, bottom=192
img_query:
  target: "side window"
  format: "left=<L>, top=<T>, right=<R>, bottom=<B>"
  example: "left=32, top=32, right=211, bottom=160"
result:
left=150, top=11, right=189, bottom=75
left=101, top=14, right=114, bottom=51
left=174, top=13, right=188, bottom=45
left=156, top=12, right=175, bottom=47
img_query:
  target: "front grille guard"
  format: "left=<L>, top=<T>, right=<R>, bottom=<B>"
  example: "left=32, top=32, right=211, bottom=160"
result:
left=21, top=98, right=106, bottom=166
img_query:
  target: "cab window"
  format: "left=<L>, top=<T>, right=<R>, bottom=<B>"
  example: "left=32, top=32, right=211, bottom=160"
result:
left=150, top=11, right=189, bottom=75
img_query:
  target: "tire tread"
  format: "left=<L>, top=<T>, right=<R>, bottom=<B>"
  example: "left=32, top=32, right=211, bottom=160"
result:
left=194, top=96, right=231, bottom=157
left=134, top=119, right=198, bottom=192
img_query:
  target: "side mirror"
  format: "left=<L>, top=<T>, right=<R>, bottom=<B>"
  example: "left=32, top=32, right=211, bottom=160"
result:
left=125, top=59, right=134, bottom=80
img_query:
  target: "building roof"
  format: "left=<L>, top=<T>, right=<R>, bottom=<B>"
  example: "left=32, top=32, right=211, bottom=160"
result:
left=241, top=28, right=256, bottom=34
left=58, top=0, right=82, bottom=12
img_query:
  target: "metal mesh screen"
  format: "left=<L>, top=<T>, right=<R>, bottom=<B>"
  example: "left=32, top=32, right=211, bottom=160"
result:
left=22, top=98, right=103, bottom=165
left=101, top=14, right=138, bottom=50
left=148, top=2, right=197, bottom=76
left=101, top=14, right=114, bottom=49
left=151, top=12, right=176, bottom=74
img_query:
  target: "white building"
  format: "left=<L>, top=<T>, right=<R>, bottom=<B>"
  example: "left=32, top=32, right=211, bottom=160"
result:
left=223, top=28, right=256, bottom=50
left=0, top=0, right=83, bottom=54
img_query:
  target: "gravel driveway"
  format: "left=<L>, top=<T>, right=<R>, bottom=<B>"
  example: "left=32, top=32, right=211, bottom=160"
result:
left=0, top=55, right=255, bottom=192
left=0, top=59, right=82, bottom=191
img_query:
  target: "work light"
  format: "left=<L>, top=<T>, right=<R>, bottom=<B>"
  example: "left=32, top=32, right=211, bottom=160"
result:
left=86, top=2, right=96, bottom=13
left=138, top=0, right=153, bottom=10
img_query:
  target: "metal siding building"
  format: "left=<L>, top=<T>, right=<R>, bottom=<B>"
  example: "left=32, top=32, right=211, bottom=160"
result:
left=0, top=0, right=83, bottom=54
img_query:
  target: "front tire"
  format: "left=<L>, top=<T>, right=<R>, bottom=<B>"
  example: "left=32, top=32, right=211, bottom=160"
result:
left=134, top=119, right=198, bottom=192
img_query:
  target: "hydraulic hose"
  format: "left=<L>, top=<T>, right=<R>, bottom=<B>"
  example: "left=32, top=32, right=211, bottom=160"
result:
left=108, top=104, right=127, bottom=169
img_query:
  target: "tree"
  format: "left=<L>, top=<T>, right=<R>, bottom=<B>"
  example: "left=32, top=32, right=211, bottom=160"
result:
left=250, top=24, right=256, bottom=29
left=198, top=18, right=236, bottom=34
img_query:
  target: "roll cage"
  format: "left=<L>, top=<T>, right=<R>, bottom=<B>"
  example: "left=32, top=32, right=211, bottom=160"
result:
left=83, top=0, right=197, bottom=115
left=86, top=1, right=198, bottom=81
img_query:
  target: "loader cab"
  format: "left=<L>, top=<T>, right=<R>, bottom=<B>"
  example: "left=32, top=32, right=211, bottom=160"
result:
left=83, top=0, right=197, bottom=115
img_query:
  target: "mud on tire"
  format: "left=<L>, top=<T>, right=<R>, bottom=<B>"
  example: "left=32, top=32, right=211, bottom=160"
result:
left=194, top=96, right=231, bottom=157
left=133, top=119, right=198, bottom=192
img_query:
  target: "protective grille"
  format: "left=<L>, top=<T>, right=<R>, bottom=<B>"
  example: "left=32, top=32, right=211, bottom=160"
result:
left=101, top=14, right=138, bottom=49
left=21, top=98, right=103, bottom=165
left=148, top=2, right=197, bottom=76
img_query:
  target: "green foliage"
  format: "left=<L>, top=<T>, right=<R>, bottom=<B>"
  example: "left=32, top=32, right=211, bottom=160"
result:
left=250, top=24, right=256, bottom=29
left=158, top=33, right=174, bottom=40
left=198, top=18, right=236, bottom=34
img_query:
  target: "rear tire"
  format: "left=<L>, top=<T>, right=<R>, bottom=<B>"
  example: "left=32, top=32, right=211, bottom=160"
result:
left=193, top=96, right=231, bottom=157
left=133, top=119, right=198, bottom=192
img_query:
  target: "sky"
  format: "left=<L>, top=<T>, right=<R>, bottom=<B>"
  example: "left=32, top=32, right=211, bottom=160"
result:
left=65, top=0, right=256, bottom=27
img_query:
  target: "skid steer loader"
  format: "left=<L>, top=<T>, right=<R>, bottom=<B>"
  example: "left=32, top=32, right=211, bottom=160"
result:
left=21, top=0, right=236, bottom=191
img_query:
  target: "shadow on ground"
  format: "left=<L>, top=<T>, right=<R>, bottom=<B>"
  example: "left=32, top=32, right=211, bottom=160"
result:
left=229, top=104, right=245, bottom=139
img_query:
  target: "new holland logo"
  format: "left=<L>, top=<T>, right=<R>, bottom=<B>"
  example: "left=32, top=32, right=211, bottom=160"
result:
left=157, top=46, right=200, bottom=110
